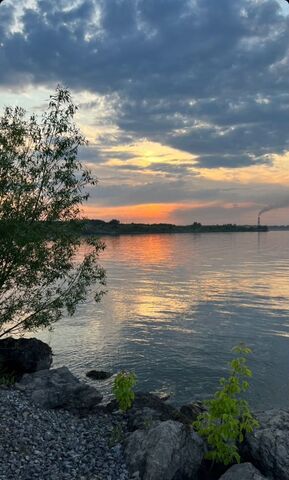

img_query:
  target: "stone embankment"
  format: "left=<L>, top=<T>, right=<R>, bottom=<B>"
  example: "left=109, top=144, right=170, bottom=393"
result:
left=0, top=337, right=288, bottom=480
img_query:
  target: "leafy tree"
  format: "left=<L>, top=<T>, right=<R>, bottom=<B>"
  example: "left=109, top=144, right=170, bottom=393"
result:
left=0, top=86, right=105, bottom=337
left=194, top=344, right=259, bottom=465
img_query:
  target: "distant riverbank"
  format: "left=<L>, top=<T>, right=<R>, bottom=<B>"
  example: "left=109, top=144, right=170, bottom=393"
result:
left=82, top=219, right=268, bottom=236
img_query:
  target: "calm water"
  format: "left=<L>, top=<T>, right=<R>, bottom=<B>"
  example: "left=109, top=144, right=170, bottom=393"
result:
left=38, top=232, right=289, bottom=410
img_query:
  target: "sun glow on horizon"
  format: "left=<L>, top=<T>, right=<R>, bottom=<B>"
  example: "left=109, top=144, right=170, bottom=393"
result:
left=81, top=200, right=255, bottom=224
left=80, top=140, right=289, bottom=224
left=82, top=203, right=180, bottom=223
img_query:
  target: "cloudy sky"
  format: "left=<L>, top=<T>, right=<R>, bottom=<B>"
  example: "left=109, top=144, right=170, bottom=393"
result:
left=1, top=0, right=289, bottom=224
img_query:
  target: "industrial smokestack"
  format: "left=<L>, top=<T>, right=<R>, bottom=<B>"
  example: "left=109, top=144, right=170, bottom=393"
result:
left=258, top=215, right=260, bottom=227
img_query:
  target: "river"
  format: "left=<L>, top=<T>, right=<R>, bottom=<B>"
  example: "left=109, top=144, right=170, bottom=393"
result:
left=38, top=231, right=289, bottom=409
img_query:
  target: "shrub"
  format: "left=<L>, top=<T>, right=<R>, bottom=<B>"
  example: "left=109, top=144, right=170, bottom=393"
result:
left=193, top=343, right=259, bottom=465
left=113, top=371, right=137, bottom=412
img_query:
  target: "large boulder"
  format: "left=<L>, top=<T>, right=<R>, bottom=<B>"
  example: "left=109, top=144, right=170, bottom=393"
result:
left=127, top=407, right=165, bottom=432
left=132, top=392, right=175, bottom=411
left=16, top=367, right=103, bottom=415
left=125, top=420, right=205, bottom=480
left=106, top=391, right=189, bottom=430
left=219, top=463, right=268, bottom=480
left=0, top=337, right=52, bottom=377
left=243, top=409, right=289, bottom=480
left=180, top=402, right=206, bottom=423
left=107, top=391, right=177, bottom=413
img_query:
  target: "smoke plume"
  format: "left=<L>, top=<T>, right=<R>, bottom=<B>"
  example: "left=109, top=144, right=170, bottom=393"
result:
left=259, top=198, right=289, bottom=217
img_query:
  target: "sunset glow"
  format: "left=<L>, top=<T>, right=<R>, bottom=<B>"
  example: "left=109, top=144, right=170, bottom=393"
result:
left=82, top=201, right=233, bottom=224
left=1, top=0, right=289, bottom=224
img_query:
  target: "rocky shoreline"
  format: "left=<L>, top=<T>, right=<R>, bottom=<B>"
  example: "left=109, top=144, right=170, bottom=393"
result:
left=0, top=387, right=129, bottom=480
left=0, top=338, right=288, bottom=480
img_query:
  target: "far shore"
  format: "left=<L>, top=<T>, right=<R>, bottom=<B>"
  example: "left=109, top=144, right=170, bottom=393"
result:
left=81, top=219, right=270, bottom=236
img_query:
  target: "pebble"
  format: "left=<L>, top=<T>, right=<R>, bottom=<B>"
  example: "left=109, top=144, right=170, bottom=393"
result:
left=0, top=388, right=130, bottom=480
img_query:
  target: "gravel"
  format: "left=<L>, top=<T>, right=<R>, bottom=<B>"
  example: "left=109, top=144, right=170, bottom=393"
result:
left=0, top=387, right=130, bottom=480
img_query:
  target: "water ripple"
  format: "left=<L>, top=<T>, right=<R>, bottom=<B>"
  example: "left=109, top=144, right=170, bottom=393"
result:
left=38, top=232, right=289, bottom=409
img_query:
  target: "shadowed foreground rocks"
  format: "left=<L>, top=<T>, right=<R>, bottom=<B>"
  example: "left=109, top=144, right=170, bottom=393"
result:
left=0, top=337, right=52, bottom=376
left=180, top=402, right=206, bottom=423
left=122, top=397, right=288, bottom=480
left=219, top=463, right=267, bottom=480
left=0, top=388, right=128, bottom=480
left=243, top=409, right=289, bottom=480
left=16, top=367, right=103, bottom=415
left=0, top=337, right=286, bottom=480
left=125, top=420, right=205, bottom=480
left=107, top=391, right=193, bottom=430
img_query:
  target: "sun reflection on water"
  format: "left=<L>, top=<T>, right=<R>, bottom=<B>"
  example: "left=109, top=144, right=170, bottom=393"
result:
left=38, top=232, right=289, bottom=410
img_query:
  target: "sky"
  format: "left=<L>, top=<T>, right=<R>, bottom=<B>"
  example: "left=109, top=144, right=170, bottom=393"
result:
left=0, top=0, right=289, bottom=225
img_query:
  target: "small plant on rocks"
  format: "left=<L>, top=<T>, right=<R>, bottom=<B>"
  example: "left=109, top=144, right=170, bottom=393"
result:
left=0, top=372, right=16, bottom=386
left=193, top=343, right=259, bottom=465
left=109, top=423, right=125, bottom=447
left=143, top=416, right=154, bottom=430
left=113, top=371, right=137, bottom=412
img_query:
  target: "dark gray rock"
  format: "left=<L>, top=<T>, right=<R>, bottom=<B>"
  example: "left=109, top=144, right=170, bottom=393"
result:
left=0, top=337, right=52, bottom=377
left=133, top=392, right=176, bottom=412
left=219, top=463, right=268, bottom=480
left=106, top=391, right=171, bottom=413
left=243, top=409, right=289, bottom=480
left=124, top=391, right=189, bottom=428
left=127, top=407, right=163, bottom=432
left=105, top=398, right=119, bottom=413
left=86, top=370, right=112, bottom=380
left=180, top=402, right=206, bottom=423
left=16, top=367, right=103, bottom=415
left=125, top=420, right=205, bottom=480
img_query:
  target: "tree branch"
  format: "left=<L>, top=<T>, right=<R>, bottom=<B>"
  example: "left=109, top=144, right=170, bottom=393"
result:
left=0, top=267, right=82, bottom=338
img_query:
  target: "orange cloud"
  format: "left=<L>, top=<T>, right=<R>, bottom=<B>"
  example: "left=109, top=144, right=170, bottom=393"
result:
left=81, top=200, right=226, bottom=223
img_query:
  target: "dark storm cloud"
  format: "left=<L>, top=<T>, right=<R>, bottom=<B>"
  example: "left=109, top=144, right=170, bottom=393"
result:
left=78, top=146, right=137, bottom=165
left=147, top=162, right=196, bottom=175
left=89, top=175, right=289, bottom=208
left=78, top=145, right=104, bottom=164
left=112, top=161, right=196, bottom=175
left=90, top=178, right=219, bottom=206
left=1, top=0, right=289, bottom=168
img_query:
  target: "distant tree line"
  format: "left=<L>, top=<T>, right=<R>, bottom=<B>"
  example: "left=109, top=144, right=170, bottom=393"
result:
left=80, top=220, right=266, bottom=236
